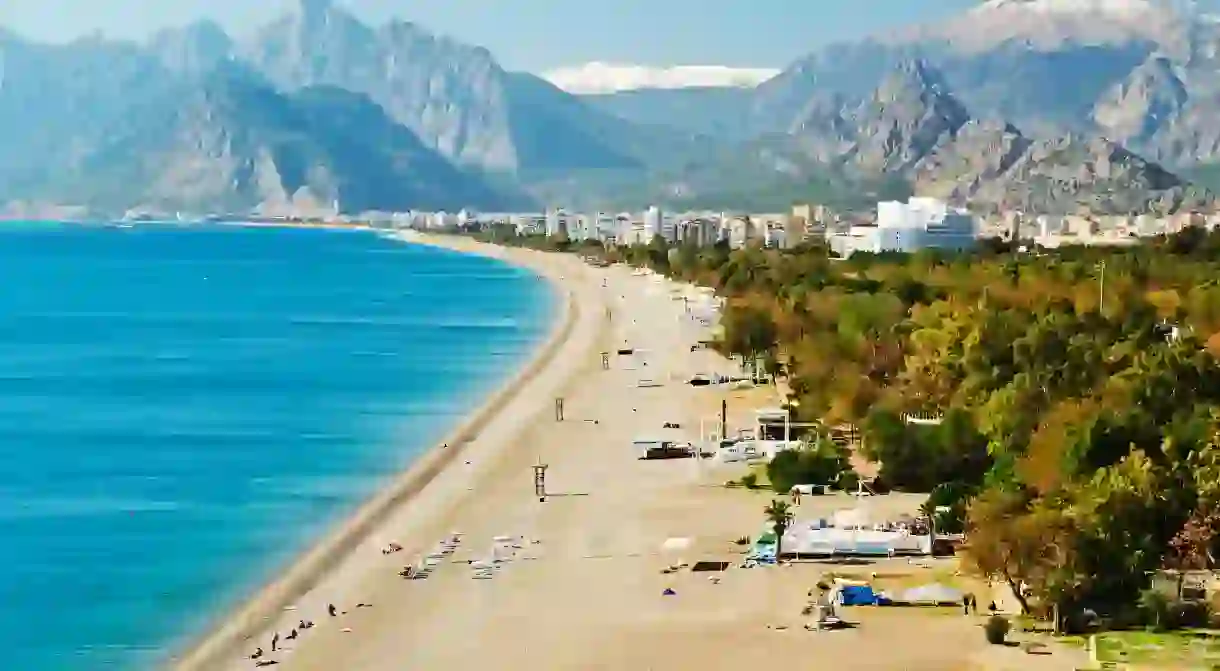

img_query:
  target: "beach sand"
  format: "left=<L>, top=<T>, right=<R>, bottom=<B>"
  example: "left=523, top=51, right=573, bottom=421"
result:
left=175, top=234, right=1085, bottom=671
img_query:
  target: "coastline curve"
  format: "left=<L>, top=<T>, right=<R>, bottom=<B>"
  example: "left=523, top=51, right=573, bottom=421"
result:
left=169, top=233, right=587, bottom=670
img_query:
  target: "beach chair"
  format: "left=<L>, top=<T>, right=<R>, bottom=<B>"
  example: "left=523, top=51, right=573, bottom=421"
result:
left=470, top=558, right=495, bottom=579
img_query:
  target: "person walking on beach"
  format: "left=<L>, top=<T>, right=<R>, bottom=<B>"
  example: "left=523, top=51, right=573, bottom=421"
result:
left=271, top=632, right=279, bottom=652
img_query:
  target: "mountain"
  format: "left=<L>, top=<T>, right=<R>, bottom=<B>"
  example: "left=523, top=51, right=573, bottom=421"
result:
left=734, top=0, right=1220, bottom=169
left=0, top=0, right=1210, bottom=215
left=0, top=34, right=178, bottom=198
left=912, top=121, right=1208, bottom=214
left=44, top=64, right=521, bottom=214
left=236, top=0, right=658, bottom=175
left=148, top=20, right=233, bottom=75
left=578, top=87, right=757, bottom=140
left=0, top=0, right=707, bottom=212
left=823, top=60, right=970, bottom=174
left=899, top=0, right=1189, bottom=52
left=628, top=60, right=1206, bottom=214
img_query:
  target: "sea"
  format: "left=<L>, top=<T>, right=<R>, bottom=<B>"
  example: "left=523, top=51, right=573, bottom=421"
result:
left=0, top=223, right=556, bottom=670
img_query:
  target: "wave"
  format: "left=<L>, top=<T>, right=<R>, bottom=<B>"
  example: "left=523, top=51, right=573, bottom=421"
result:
left=286, top=315, right=525, bottom=329
left=256, top=474, right=379, bottom=501
left=0, top=495, right=184, bottom=520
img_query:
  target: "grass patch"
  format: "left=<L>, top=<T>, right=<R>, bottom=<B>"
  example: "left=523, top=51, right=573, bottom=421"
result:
left=748, top=463, right=771, bottom=487
left=1088, top=630, right=1220, bottom=667
left=725, top=464, right=772, bottom=491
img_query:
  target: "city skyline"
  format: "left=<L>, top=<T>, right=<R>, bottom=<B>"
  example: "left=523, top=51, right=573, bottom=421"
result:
left=0, top=0, right=989, bottom=72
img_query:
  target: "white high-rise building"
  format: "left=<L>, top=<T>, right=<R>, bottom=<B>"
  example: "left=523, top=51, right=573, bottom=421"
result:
left=643, top=205, right=662, bottom=241
left=830, top=198, right=977, bottom=257
left=544, top=209, right=564, bottom=237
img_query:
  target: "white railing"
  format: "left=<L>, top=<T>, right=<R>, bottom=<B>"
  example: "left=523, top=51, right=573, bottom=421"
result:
left=902, top=412, right=944, bottom=425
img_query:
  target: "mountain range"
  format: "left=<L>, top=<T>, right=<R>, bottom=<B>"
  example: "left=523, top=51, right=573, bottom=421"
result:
left=0, top=0, right=1218, bottom=215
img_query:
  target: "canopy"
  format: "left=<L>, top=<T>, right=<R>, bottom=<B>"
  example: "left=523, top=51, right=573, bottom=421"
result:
left=900, top=583, right=963, bottom=604
left=839, top=585, right=877, bottom=606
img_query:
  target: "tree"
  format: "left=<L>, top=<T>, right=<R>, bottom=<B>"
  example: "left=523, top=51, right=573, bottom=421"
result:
left=766, top=438, right=852, bottom=493
left=720, top=301, right=778, bottom=359
left=920, top=498, right=939, bottom=549
left=764, top=499, right=794, bottom=558
left=965, top=488, right=1080, bottom=616
left=1167, top=426, right=1220, bottom=570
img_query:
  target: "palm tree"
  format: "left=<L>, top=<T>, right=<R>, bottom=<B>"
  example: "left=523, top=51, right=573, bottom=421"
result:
left=764, top=499, right=795, bottom=559
left=920, top=498, right=938, bottom=555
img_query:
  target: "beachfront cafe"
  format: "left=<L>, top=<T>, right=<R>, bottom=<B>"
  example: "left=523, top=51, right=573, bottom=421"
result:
left=754, top=407, right=820, bottom=442
left=749, top=507, right=932, bottom=561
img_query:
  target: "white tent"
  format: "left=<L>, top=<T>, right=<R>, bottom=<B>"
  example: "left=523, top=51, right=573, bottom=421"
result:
left=900, top=583, right=963, bottom=604
left=779, top=520, right=930, bottom=557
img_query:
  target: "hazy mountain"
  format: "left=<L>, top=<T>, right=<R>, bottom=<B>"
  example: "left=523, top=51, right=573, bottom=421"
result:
left=588, top=1, right=1216, bottom=163
left=913, top=122, right=1208, bottom=214
left=578, top=87, right=756, bottom=140
left=897, top=0, right=1189, bottom=53
left=237, top=0, right=651, bottom=175
left=0, top=33, right=177, bottom=197
left=634, top=60, right=1206, bottom=214
left=148, top=20, right=234, bottom=75
left=0, top=0, right=1211, bottom=215
left=43, top=64, right=521, bottom=214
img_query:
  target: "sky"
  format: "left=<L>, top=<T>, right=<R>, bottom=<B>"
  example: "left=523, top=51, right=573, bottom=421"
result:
left=0, top=0, right=989, bottom=71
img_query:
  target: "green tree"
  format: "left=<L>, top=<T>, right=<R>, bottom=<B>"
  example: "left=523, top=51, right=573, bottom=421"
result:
left=766, top=438, right=852, bottom=493
left=764, top=499, right=794, bottom=558
left=720, top=301, right=778, bottom=359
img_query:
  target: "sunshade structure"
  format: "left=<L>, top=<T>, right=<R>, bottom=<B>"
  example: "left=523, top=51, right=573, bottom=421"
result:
left=898, top=583, right=963, bottom=605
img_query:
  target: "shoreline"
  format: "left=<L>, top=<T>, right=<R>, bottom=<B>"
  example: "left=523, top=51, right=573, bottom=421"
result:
left=169, top=231, right=587, bottom=670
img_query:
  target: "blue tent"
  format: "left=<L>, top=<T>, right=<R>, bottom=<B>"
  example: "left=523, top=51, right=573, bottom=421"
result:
left=839, top=585, right=876, bottom=606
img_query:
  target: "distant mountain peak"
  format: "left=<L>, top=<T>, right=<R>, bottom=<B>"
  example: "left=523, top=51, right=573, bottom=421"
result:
left=873, top=60, right=965, bottom=118
left=542, top=63, right=780, bottom=94
left=971, top=0, right=1166, bottom=16
left=889, top=0, right=1190, bottom=51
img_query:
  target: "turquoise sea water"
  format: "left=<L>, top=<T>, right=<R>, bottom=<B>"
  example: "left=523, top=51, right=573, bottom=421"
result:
left=0, top=223, right=555, bottom=670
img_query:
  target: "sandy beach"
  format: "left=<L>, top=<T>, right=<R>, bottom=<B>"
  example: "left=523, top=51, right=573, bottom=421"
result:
left=174, top=233, right=1085, bottom=671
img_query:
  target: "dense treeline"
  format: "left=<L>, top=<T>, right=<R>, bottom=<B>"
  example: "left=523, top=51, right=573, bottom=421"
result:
left=466, top=224, right=1220, bottom=626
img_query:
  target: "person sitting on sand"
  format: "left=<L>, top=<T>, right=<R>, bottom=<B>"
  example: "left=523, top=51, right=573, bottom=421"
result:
left=328, top=603, right=337, bottom=617
left=382, top=542, right=403, bottom=555
left=287, top=628, right=298, bottom=640
left=251, top=647, right=263, bottom=660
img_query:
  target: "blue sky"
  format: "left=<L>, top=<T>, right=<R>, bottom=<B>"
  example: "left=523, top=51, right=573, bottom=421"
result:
left=0, top=0, right=988, bottom=71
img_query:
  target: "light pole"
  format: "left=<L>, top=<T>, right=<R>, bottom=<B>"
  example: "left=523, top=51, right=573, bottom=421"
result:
left=1098, top=260, right=1106, bottom=309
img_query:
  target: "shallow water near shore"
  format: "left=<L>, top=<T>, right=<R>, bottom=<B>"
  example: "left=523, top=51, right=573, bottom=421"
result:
left=0, top=223, right=555, bottom=670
